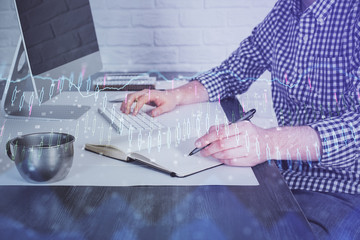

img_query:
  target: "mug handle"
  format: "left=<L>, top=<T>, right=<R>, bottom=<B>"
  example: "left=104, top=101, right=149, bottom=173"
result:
left=6, top=140, right=14, bottom=161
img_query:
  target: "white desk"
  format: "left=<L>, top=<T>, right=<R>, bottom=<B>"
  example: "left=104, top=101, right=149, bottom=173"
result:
left=0, top=90, right=275, bottom=186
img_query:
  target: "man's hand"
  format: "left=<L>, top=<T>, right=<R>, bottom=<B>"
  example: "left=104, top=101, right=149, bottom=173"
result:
left=120, top=89, right=178, bottom=117
left=195, top=122, right=322, bottom=167
left=120, top=81, right=209, bottom=117
left=195, top=121, right=271, bottom=167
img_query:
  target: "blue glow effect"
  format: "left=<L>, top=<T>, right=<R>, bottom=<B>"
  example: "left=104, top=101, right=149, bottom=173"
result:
left=244, top=131, right=250, bottom=153
left=157, top=129, right=161, bottom=152
left=147, top=131, right=152, bottom=154
left=255, top=137, right=260, bottom=160
left=286, top=150, right=292, bottom=171
left=276, top=147, right=282, bottom=170
left=166, top=127, right=172, bottom=149
left=266, top=144, right=271, bottom=166
left=306, top=146, right=312, bottom=168
left=296, top=149, right=302, bottom=171
left=39, top=87, right=44, bottom=105
left=19, top=93, right=25, bottom=111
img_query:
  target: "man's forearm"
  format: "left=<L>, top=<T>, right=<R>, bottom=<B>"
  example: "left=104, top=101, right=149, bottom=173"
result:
left=170, top=80, right=209, bottom=106
left=266, top=126, right=323, bottom=162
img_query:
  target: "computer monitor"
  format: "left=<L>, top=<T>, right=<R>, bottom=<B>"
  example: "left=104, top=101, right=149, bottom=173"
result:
left=1, top=0, right=102, bottom=119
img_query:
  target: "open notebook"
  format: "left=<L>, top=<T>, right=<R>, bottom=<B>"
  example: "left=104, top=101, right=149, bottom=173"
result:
left=85, top=137, right=222, bottom=178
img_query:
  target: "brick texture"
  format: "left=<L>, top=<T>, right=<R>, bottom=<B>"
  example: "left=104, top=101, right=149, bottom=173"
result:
left=0, top=0, right=277, bottom=78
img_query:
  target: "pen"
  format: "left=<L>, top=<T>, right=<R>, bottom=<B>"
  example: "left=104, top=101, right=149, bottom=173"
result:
left=188, top=108, right=256, bottom=156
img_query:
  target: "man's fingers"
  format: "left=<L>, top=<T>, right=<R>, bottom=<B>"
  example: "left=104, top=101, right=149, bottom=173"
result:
left=122, top=93, right=137, bottom=114
left=121, top=90, right=146, bottom=114
left=210, top=146, right=247, bottom=160
left=200, top=135, right=242, bottom=157
left=196, top=124, right=242, bottom=148
left=133, top=94, right=150, bottom=115
left=196, top=126, right=225, bottom=148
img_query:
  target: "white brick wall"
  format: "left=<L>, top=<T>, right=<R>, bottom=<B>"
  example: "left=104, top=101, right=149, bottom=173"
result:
left=0, top=0, right=277, bottom=78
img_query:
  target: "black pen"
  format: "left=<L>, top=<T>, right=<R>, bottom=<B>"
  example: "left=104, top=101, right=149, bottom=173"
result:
left=188, top=108, right=256, bottom=156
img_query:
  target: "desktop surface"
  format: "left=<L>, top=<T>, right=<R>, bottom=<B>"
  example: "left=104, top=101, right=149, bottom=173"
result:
left=0, top=84, right=315, bottom=239
left=0, top=162, right=315, bottom=240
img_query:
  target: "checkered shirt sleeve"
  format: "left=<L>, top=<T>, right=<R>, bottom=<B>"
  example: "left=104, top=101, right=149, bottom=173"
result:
left=192, top=1, right=282, bottom=102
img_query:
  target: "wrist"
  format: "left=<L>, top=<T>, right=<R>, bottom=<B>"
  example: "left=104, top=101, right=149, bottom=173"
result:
left=168, top=87, right=187, bottom=106
left=169, top=80, right=209, bottom=106
left=264, top=126, right=322, bottom=162
left=263, top=127, right=278, bottom=151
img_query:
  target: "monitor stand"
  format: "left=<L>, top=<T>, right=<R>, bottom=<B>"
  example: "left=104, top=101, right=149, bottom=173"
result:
left=1, top=38, right=90, bottom=120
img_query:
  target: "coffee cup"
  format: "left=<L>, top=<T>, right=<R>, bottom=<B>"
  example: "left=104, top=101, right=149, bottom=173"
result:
left=6, top=132, right=74, bottom=183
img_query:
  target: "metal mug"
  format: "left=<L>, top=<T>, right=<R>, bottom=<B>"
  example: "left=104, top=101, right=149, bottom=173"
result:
left=6, top=132, right=75, bottom=183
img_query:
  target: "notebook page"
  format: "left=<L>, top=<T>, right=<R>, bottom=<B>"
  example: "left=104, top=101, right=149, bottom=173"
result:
left=130, top=137, right=222, bottom=177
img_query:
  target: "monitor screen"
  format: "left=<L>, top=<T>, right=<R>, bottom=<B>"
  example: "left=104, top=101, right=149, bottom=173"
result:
left=15, top=0, right=99, bottom=76
left=2, top=0, right=102, bottom=119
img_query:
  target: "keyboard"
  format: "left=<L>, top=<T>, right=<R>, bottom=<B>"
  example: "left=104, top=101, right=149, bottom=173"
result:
left=98, top=104, right=164, bottom=135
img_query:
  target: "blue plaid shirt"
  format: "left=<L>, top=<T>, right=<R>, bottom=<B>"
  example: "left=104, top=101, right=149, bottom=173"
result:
left=194, top=0, right=360, bottom=194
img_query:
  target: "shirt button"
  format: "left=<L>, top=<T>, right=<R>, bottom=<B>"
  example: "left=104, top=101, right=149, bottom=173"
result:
left=298, top=68, right=303, bottom=74
left=318, top=18, right=325, bottom=25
